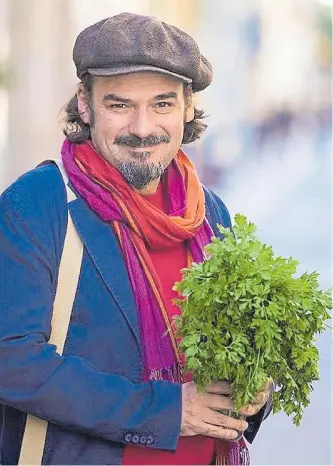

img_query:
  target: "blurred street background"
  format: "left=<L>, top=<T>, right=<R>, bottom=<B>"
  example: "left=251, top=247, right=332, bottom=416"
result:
left=0, top=0, right=331, bottom=464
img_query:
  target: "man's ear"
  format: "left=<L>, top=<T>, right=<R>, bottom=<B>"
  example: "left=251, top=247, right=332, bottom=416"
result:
left=185, top=89, right=195, bottom=122
left=77, top=83, right=91, bottom=125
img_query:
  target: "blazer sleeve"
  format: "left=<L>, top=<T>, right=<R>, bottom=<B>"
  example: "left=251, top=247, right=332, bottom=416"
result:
left=0, top=166, right=181, bottom=451
left=204, top=186, right=273, bottom=444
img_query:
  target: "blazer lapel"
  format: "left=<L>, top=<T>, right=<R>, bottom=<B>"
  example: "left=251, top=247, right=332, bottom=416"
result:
left=68, top=197, right=141, bottom=347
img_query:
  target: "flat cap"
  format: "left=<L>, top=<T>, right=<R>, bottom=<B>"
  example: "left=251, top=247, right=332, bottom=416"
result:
left=73, top=12, right=213, bottom=92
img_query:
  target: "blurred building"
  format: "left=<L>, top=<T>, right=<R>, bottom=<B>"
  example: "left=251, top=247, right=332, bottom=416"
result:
left=0, top=0, right=331, bottom=189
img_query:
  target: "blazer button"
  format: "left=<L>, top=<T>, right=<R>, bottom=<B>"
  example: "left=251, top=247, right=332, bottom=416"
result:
left=139, top=435, right=147, bottom=444
left=146, top=435, right=154, bottom=445
left=124, top=433, right=132, bottom=442
left=132, top=435, right=140, bottom=444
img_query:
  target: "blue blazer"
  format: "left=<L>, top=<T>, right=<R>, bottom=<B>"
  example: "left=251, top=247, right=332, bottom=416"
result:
left=0, top=163, right=269, bottom=464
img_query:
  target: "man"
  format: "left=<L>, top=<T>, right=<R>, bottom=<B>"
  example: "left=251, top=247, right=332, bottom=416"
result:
left=0, top=12, right=272, bottom=465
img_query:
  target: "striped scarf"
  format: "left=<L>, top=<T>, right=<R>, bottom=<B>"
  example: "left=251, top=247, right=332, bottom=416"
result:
left=61, top=139, right=213, bottom=381
left=61, top=139, right=250, bottom=465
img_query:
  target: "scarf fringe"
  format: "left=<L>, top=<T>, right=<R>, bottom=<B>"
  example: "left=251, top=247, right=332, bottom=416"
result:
left=148, top=362, right=184, bottom=383
left=216, top=454, right=228, bottom=465
left=215, top=438, right=250, bottom=466
left=225, top=443, right=250, bottom=466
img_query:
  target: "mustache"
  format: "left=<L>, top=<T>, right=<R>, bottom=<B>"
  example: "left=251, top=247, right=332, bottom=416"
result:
left=114, top=134, right=170, bottom=147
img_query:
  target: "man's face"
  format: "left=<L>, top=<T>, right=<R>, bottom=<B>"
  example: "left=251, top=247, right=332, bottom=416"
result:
left=78, top=72, right=192, bottom=191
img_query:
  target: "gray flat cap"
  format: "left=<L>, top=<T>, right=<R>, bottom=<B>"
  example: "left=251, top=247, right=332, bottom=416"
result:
left=73, top=12, right=213, bottom=92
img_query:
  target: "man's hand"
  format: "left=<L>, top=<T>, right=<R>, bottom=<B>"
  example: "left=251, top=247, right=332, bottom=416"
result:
left=239, top=378, right=274, bottom=417
left=180, top=381, right=248, bottom=440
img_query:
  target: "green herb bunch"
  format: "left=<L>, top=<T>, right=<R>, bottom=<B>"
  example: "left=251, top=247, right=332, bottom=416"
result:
left=173, top=214, right=332, bottom=426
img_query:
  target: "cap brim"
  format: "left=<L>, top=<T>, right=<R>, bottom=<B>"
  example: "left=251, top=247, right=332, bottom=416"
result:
left=87, top=64, right=192, bottom=84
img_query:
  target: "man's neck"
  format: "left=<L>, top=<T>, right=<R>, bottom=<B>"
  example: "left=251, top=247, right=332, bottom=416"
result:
left=135, top=177, right=161, bottom=196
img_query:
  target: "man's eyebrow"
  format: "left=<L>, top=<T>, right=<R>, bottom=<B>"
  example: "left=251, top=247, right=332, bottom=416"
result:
left=102, top=93, right=133, bottom=104
left=102, top=91, right=179, bottom=104
left=153, top=92, right=178, bottom=100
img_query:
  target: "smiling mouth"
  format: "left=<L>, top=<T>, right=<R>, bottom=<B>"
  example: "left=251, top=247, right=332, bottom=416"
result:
left=125, top=145, right=161, bottom=154
left=125, top=143, right=160, bottom=149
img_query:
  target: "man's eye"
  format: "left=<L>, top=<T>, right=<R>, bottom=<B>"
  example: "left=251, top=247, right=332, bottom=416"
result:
left=155, top=102, right=172, bottom=108
left=109, top=103, right=128, bottom=109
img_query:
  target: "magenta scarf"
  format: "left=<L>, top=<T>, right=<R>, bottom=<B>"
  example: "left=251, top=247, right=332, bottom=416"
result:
left=61, top=140, right=214, bottom=381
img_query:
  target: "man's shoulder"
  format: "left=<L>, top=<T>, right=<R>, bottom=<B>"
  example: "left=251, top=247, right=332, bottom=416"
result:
left=203, top=185, right=232, bottom=229
left=0, top=162, right=66, bottom=218
left=1, top=162, right=64, bottom=201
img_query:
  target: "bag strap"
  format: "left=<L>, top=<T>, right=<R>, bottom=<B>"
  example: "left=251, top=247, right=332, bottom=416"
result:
left=19, top=160, right=84, bottom=465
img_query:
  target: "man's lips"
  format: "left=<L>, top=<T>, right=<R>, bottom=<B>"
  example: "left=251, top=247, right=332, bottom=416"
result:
left=121, top=144, right=160, bottom=150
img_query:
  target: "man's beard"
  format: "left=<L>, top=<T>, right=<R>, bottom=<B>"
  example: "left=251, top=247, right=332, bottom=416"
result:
left=116, top=156, right=167, bottom=190
left=114, top=134, right=171, bottom=190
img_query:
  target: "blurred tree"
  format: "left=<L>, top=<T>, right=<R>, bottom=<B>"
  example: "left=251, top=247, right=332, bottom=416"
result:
left=316, top=6, right=332, bottom=65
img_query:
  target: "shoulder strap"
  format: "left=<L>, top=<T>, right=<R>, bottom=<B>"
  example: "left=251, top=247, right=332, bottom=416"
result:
left=19, top=160, right=84, bottom=465
left=204, top=186, right=232, bottom=239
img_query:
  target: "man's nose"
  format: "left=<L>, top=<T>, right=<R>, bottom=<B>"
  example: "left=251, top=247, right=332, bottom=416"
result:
left=129, top=108, right=156, bottom=139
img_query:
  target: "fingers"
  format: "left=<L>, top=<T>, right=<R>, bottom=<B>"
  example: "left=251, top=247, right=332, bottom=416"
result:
left=203, top=425, right=241, bottom=441
left=239, top=404, right=258, bottom=417
left=239, top=379, right=274, bottom=416
left=180, top=381, right=250, bottom=441
left=195, top=421, right=241, bottom=441
left=205, top=393, right=235, bottom=412
left=204, top=382, right=267, bottom=417
left=204, top=411, right=248, bottom=433
left=239, top=390, right=270, bottom=416
left=252, top=389, right=268, bottom=405
left=204, top=381, right=233, bottom=395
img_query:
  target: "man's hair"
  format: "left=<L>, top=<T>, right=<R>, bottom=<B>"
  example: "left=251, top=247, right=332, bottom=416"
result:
left=62, top=75, right=207, bottom=144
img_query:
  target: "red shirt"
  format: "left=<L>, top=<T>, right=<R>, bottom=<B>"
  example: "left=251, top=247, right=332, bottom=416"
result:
left=122, top=182, right=215, bottom=465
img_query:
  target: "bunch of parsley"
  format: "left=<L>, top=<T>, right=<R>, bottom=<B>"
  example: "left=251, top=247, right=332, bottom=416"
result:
left=173, top=214, right=332, bottom=426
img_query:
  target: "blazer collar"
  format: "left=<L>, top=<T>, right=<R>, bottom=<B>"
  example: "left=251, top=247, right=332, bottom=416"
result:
left=68, top=196, right=141, bottom=347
